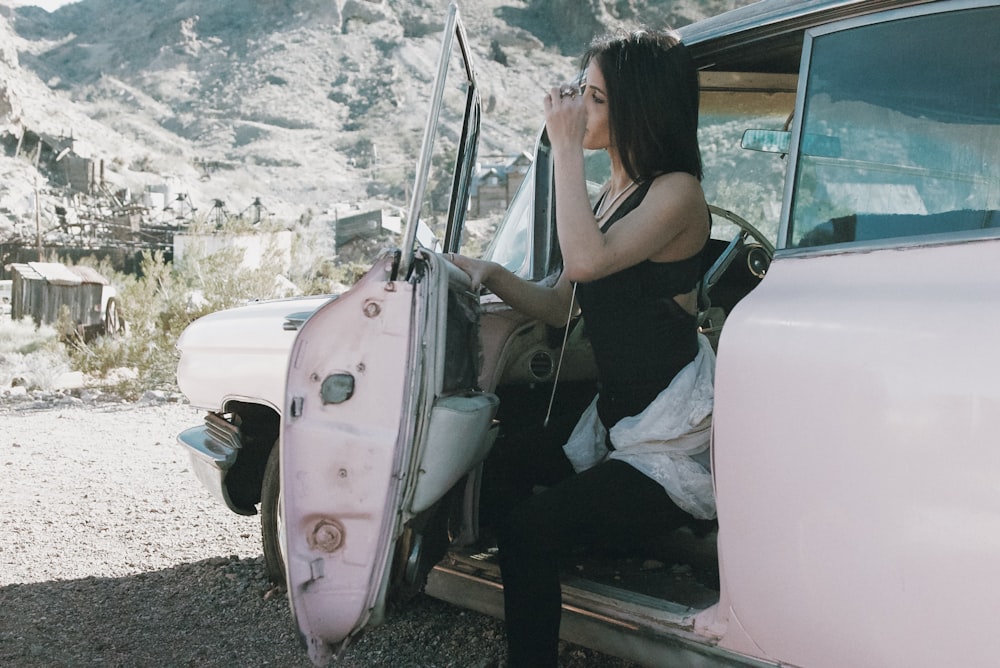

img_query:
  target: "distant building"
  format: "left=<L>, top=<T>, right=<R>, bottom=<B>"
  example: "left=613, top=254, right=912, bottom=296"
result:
left=62, top=154, right=104, bottom=194
left=470, top=152, right=532, bottom=217
left=4, top=128, right=102, bottom=194
left=9, top=261, right=113, bottom=336
left=333, top=209, right=383, bottom=250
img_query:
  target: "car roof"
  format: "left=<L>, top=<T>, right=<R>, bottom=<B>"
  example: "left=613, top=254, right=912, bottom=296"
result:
left=680, top=0, right=942, bottom=72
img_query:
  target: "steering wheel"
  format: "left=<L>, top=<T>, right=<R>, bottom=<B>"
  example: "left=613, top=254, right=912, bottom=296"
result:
left=702, top=204, right=774, bottom=301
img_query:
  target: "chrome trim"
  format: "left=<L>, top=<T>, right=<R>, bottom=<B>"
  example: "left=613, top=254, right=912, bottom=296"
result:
left=776, top=228, right=1000, bottom=261
left=177, top=415, right=255, bottom=516
left=679, top=0, right=937, bottom=48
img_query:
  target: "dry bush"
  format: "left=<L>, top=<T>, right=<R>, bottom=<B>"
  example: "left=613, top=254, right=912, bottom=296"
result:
left=63, top=216, right=375, bottom=397
left=0, top=317, right=71, bottom=392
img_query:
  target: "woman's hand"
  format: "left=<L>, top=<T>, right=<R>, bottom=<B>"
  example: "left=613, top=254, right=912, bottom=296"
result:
left=445, top=252, right=576, bottom=328
left=543, top=83, right=587, bottom=150
left=445, top=252, right=495, bottom=292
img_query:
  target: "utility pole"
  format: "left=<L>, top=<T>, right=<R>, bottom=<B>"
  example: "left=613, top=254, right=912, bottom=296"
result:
left=34, top=178, right=42, bottom=261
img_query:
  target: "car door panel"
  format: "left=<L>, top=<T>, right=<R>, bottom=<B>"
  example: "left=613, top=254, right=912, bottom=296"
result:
left=714, top=4, right=1000, bottom=663
left=281, top=254, right=417, bottom=663
left=407, top=391, right=499, bottom=514
left=281, top=4, right=487, bottom=656
left=714, top=239, right=1000, bottom=667
left=401, top=253, right=499, bottom=517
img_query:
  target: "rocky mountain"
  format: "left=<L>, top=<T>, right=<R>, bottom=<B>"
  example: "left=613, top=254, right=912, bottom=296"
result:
left=0, top=0, right=752, bottom=258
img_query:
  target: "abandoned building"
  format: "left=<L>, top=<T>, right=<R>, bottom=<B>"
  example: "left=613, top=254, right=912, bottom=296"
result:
left=470, top=151, right=531, bottom=217
left=8, top=261, right=120, bottom=338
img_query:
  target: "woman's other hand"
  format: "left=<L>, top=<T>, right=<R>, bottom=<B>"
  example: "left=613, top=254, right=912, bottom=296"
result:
left=543, top=83, right=587, bottom=150
left=445, top=252, right=575, bottom=328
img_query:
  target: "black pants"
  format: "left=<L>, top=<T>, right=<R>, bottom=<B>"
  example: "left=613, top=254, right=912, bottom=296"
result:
left=496, top=455, right=692, bottom=667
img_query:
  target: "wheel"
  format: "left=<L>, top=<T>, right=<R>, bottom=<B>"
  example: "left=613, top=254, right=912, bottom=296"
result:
left=703, top=205, right=774, bottom=299
left=392, top=494, right=454, bottom=603
left=260, top=441, right=286, bottom=585
left=104, top=297, right=123, bottom=337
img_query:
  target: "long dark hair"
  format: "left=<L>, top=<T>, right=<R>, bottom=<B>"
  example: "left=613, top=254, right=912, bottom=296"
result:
left=582, top=28, right=703, bottom=182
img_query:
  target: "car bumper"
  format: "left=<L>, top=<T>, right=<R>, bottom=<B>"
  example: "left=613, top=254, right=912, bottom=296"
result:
left=177, top=415, right=256, bottom=516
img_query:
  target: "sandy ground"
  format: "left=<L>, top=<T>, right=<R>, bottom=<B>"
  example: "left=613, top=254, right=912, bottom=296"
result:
left=0, top=397, right=635, bottom=667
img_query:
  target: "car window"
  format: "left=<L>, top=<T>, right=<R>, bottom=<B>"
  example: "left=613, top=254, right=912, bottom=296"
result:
left=700, top=81, right=795, bottom=245
left=481, top=164, right=535, bottom=277
left=399, top=7, right=479, bottom=276
left=788, top=5, right=1000, bottom=249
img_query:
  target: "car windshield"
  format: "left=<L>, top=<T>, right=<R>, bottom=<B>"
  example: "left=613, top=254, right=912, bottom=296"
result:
left=788, top=5, right=1000, bottom=248
left=481, top=164, right=536, bottom=277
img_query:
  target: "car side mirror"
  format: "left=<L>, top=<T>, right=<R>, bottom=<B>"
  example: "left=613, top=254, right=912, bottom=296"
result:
left=742, top=129, right=842, bottom=158
left=741, top=129, right=790, bottom=153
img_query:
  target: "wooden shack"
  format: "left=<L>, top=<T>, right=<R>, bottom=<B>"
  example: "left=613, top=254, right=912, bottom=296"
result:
left=10, top=262, right=110, bottom=333
left=334, top=209, right=383, bottom=249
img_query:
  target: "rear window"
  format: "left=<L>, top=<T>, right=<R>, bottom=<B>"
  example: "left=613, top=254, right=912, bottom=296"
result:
left=787, top=5, right=1000, bottom=249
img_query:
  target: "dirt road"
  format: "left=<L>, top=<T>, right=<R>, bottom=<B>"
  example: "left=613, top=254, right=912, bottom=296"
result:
left=0, top=396, right=632, bottom=667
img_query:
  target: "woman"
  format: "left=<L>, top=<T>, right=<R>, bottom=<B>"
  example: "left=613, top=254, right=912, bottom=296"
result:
left=451, top=28, right=714, bottom=667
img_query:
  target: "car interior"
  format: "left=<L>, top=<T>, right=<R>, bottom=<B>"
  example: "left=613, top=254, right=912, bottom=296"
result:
left=394, top=195, right=775, bottom=618
left=392, top=63, right=800, bottom=621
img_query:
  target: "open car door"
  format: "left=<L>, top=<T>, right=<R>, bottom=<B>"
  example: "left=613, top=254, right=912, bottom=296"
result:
left=280, top=4, right=494, bottom=664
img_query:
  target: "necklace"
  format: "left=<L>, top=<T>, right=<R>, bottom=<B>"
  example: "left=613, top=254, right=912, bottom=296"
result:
left=595, top=180, right=636, bottom=219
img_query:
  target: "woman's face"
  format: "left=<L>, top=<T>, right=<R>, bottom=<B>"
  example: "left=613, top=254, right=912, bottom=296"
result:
left=581, top=62, right=611, bottom=151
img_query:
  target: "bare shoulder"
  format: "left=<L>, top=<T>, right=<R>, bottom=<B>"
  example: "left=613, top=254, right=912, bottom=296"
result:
left=646, top=171, right=706, bottom=208
left=644, top=172, right=709, bottom=260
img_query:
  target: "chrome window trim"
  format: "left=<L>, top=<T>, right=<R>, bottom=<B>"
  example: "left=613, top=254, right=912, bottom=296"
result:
left=776, top=227, right=1000, bottom=260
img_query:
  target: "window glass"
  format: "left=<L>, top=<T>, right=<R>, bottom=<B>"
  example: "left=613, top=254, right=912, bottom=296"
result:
left=584, top=90, right=793, bottom=246
left=402, top=20, right=477, bottom=273
left=700, top=90, right=794, bottom=244
left=789, top=6, right=1000, bottom=248
left=482, top=167, right=534, bottom=277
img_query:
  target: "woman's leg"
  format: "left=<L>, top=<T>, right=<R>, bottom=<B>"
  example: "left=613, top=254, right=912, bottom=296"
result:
left=498, top=459, right=692, bottom=667
left=480, top=411, right=578, bottom=532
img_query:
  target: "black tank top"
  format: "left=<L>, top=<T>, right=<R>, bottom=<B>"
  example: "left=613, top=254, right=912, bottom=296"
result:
left=575, top=180, right=706, bottom=430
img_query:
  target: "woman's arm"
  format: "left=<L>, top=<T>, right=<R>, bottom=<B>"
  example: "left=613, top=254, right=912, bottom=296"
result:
left=544, top=88, right=709, bottom=284
left=553, top=162, right=710, bottom=283
left=448, top=254, right=575, bottom=329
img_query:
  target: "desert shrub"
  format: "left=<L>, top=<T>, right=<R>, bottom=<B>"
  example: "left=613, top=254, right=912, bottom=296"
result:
left=61, top=216, right=352, bottom=397
left=64, top=251, right=180, bottom=396
left=0, top=317, right=71, bottom=391
left=130, top=154, right=154, bottom=172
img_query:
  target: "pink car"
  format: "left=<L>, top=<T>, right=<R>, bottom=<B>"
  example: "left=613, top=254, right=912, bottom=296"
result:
left=177, top=1, right=1000, bottom=665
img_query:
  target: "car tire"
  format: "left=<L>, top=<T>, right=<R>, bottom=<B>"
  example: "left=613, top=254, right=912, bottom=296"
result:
left=260, top=441, right=285, bottom=585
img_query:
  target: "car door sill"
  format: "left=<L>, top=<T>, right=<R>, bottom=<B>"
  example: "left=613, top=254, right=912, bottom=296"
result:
left=425, top=559, right=764, bottom=667
left=423, top=547, right=764, bottom=667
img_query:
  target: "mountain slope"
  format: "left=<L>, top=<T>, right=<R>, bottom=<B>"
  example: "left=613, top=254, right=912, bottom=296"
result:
left=0, top=0, right=753, bottom=242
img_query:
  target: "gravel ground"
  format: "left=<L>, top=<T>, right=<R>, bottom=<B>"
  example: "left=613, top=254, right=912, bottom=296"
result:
left=0, top=393, right=638, bottom=667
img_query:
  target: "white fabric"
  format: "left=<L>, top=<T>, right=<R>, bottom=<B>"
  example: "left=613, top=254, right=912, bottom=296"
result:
left=562, top=334, right=717, bottom=519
